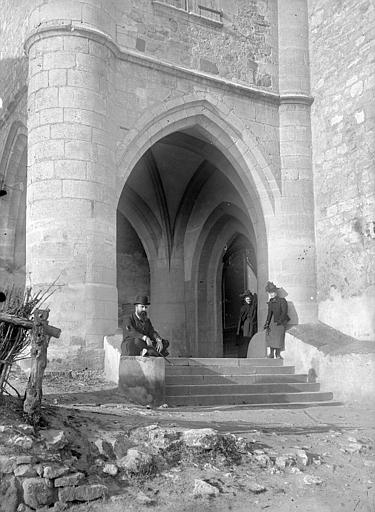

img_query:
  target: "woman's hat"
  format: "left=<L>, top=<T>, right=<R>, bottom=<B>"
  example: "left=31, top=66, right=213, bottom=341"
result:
left=240, top=289, right=252, bottom=298
left=265, top=281, right=278, bottom=293
left=134, top=295, right=150, bottom=305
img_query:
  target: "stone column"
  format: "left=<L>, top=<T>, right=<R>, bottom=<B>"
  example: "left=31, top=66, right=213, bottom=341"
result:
left=149, top=250, right=188, bottom=357
left=271, top=0, right=318, bottom=323
left=25, top=3, right=117, bottom=368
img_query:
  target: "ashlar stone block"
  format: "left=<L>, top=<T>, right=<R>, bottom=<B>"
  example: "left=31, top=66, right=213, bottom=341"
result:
left=43, top=51, right=76, bottom=71
left=51, top=123, right=92, bottom=142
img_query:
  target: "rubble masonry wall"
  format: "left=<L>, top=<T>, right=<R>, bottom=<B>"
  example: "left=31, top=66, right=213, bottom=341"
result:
left=309, top=0, right=375, bottom=340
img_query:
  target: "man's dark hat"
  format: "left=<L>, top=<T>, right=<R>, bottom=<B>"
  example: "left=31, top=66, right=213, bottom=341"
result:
left=240, top=289, right=252, bottom=298
left=134, top=295, right=150, bottom=305
left=265, top=281, right=278, bottom=293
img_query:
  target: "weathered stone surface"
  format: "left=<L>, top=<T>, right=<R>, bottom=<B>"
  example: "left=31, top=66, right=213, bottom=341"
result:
left=182, top=429, right=219, bottom=449
left=16, top=504, right=33, bottom=512
left=303, top=474, right=323, bottom=485
left=344, top=442, right=363, bottom=454
left=148, top=428, right=181, bottom=450
left=10, top=436, right=34, bottom=450
left=117, top=449, right=153, bottom=474
left=43, top=464, right=70, bottom=480
left=102, top=463, right=118, bottom=476
left=295, top=449, right=309, bottom=466
left=247, top=481, right=266, bottom=494
left=135, top=491, right=154, bottom=505
left=92, top=439, right=115, bottom=459
left=39, top=430, right=68, bottom=450
left=274, top=456, right=289, bottom=469
left=54, top=472, right=85, bottom=487
left=0, top=426, right=14, bottom=434
left=310, top=0, right=375, bottom=340
left=254, top=454, right=271, bottom=468
left=16, top=425, right=35, bottom=436
left=58, top=484, right=107, bottom=502
left=193, top=479, right=220, bottom=497
left=113, top=434, right=137, bottom=459
left=33, top=502, right=67, bottom=512
left=14, top=464, right=37, bottom=478
left=0, top=456, right=17, bottom=474
left=0, top=476, right=19, bottom=512
left=15, top=456, right=35, bottom=466
left=22, top=478, right=55, bottom=509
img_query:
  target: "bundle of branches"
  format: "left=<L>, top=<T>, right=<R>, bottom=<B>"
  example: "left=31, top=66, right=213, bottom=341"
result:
left=0, top=285, right=55, bottom=397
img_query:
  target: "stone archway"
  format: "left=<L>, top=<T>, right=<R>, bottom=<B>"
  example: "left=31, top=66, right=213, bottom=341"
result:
left=116, top=100, right=268, bottom=356
left=0, top=121, right=27, bottom=290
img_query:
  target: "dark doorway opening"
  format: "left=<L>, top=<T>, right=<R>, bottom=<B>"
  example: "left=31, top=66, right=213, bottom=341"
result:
left=222, top=234, right=257, bottom=357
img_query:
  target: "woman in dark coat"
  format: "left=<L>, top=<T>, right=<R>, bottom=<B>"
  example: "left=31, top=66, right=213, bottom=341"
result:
left=236, top=290, right=257, bottom=358
left=263, top=281, right=290, bottom=359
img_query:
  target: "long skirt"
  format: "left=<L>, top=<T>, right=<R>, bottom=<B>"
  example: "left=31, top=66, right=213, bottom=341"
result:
left=266, top=320, right=286, bottom=350
left=238, top=336, right=251, bottom=358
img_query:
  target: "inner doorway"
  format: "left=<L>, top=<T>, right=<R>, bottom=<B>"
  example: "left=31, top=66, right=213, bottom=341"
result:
left=222, top=234, right=257, bottom=357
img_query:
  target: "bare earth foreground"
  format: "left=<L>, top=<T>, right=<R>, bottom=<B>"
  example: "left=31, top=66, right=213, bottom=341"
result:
left=1, top=370, right=374, bottom=512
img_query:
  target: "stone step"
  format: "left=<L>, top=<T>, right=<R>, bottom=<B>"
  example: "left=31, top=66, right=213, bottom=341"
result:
left=166, top=365, right=296, bottom=376
left=165, top=373, right=309, bottom=385
left=167, top=357, right=283, bottom=367
left=166, top=391, right=334, bottom=407
left=166, top=382, right=320, bottom=396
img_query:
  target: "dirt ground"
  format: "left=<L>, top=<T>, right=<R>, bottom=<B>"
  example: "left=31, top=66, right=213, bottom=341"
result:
left=2, top=369, right=375, bottom=512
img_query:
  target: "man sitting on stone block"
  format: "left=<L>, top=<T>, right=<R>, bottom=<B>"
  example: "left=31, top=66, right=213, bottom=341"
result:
left=121, top=295, right=170, bottom=357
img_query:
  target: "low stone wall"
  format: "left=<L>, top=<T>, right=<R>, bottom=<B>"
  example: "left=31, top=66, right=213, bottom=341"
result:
left=284, top=323, right=375, bottom=402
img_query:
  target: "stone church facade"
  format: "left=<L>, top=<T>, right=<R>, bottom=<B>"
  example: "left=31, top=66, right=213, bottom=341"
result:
left=0, top=0, right=373, bottom=369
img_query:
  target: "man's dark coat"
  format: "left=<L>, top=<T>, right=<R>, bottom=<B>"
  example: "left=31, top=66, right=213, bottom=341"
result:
left=122, top=312, right=168, bottom=356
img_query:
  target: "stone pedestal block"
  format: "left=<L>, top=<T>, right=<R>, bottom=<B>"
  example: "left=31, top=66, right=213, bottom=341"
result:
left=118, top=356, right=165, bottom=406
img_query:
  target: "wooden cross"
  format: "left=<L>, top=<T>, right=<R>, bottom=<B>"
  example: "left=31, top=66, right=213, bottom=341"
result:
left=0, top=309, right=61, bottom=423
left=23, top=309, right=61, bottom=424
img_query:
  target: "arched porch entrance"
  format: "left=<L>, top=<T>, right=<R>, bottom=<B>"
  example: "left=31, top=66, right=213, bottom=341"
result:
left=117, top=124, right=264, bottom=357
left=0, top=122, right=27, bottom=291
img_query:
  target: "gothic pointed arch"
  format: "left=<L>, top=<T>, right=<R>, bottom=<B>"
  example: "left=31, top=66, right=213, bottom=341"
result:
left=116, top=95, right=279, bottom=237
left=0, top=121, right=27, bottom=289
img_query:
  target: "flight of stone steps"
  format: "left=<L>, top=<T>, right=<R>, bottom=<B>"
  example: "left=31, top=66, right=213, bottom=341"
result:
left=165, top=358, right=333, bottom=407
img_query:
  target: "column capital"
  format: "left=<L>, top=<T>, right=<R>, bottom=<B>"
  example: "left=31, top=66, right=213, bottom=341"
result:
left=280, top=94, right=314, bottom=106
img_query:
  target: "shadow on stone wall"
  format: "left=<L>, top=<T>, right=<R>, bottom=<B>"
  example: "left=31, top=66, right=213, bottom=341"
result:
left=277, top=287, right=299, bottom=326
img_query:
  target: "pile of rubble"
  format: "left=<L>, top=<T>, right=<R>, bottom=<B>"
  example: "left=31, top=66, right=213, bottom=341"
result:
left=2, top=420, right=366, bottom=511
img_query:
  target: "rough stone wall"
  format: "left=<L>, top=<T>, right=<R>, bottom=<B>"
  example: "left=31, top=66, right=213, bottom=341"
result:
left=309, top=0, right=375, bottom=340
left=114, top=0, right=278, bottom=90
